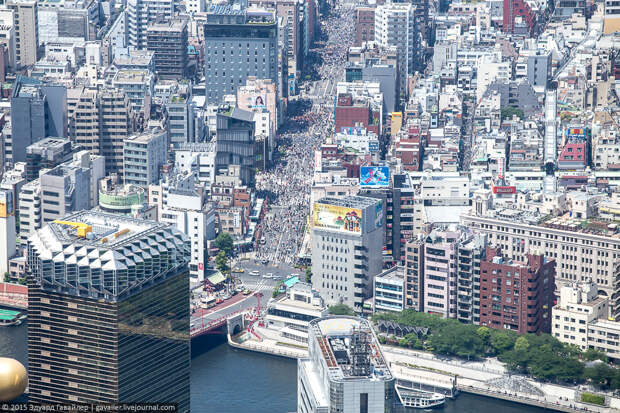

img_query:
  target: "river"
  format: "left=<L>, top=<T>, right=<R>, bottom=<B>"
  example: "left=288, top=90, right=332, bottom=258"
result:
left=2, top=323, right=551, bottom=413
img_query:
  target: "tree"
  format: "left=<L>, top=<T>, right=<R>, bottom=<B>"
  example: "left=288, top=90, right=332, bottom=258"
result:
left=3, top=272, right=10, bottom=283
left=328, top=304, right=355, bottom=316
left=584, top=349, right=608, bottom=363
left=272, top=280, right=285, bottom=298
left=584, top=363, right=616, bottom=389
left=500, top=106, right=524, bottom=121
left=214, top=232, right=234, bottom=256
left=476, top=326, right=491, bottom=344
left=491, top=331, right=515, bottom=354
left=305, top=268, right=312, bottom=284
left=514, top=336, right=530, bottom=352
left=215, top=251, right=230, bottom=275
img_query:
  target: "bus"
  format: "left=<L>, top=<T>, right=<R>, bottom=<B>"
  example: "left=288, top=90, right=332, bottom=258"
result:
left=201, top=295, right=217, bottom=309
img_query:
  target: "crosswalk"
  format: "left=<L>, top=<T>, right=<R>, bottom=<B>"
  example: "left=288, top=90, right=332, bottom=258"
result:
left=241, top=277, right=275, bottom=292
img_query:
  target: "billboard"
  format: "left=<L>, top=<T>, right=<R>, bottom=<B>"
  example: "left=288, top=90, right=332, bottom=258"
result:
left=313, top=203, right=362, bottom=233
left=368, top=141, right=379, bottom=152
left=375, top=201, right=383, bottom=228
left=247, top=94, right=266, bottom=109
left=360, top=166, right=390, bottom=187
left=493, top=185, right=516, bottom=194
left=0, top=189, right=14, bottom=217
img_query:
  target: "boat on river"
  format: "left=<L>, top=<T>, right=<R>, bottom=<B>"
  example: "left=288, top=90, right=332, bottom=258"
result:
left=395, top=385, right=446, bottom=409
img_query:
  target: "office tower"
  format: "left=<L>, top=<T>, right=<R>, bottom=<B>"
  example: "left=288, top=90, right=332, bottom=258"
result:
left=404, top=238, right=424, bottom=311
left=0, top=188, right=16, bottom=275
left=0, top=9, right=17, bottom=70
left=111, top=69, right=154, bottom=115
left=312, top=195, right=384, bottom=310
left=248, top=0, right=299, bottom=73
left=297, top=316, right=395, bottom=413
left=479, top=247, right=555, bottom=334
left=461, top=209, right=620, bottom=317
left=10, top=77, right=67, bottom=163
left=100, top=88, right=135, bottom=174
left=27, top=211, right=191, bottom=410
left=166, top=93, right=198, bottom=147
left=147, top=18, right=188, bottom=79
left=237, top=77, right=279, bottom=159
left=25, top=137, right=73, bottom=181
left=68, top=86, right=99, bottom=153
left=6, top=0, right=38, bottom=67
left=374, top=3, right=416, bottom=100
left=126, top=0, right=174, bottom=49
left=215, top=106, right=256, bottom=186
left=37, top=2, right=89, bottom=45
left=123, top=129, right=167, bottom=187
left=204, top=6, right=278, bottom=104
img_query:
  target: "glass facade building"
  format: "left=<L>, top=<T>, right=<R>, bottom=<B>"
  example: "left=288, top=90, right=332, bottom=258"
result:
left=27, top=211, right=191, bottom=410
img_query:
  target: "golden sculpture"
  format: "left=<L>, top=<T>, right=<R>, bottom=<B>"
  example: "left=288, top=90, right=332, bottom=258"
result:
left=0, top=357, right=28, bottom=401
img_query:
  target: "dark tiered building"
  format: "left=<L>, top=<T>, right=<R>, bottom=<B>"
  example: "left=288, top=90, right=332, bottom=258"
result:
left=26, top=211, right=191, bottom=410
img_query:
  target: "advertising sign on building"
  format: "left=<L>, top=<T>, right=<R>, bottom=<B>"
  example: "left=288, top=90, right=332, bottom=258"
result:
left=0, top=190, right=14, bottom=217
left=314, top=150, right=322, bottom=172
left=313, top=203, right=362, bottom=234
left=360, top=166, right=390, bottom=187
left=248, top=94, right=266, bottom=109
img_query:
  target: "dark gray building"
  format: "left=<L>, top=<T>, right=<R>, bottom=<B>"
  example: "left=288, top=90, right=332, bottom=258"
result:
left=10, top=76, right=67, bottom=163
left=215, top=106, right=255, bottom=185
left=147, top=18, right=189, bottom=79
left=27, top=211, right=191, bottom=410
left=527, top=51, right=551, bottom=90
left=484, top=80, right=540, bottom=118
left=25, top=137, right=73, bottom=181
left=204, top=6, right=278, bottom=104
left=346, top=62, right=398, bottom=113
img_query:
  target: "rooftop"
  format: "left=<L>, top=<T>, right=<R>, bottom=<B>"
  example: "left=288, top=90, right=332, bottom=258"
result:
left=316, top=195, right=379, bottom=209
left=310, top=316, right=392, bottom=382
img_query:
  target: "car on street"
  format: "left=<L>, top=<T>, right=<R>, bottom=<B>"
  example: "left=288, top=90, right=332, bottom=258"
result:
left=232, top=268, right=245, bottom=273
left=264, top=273, right=274, bottom=279
left=243, top=289, right=252, bottom=295
left=249, top=270, right=260, bottom=276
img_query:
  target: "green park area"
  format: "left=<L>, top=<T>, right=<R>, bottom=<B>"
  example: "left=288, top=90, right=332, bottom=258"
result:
left=373, top=309, right=620, bottom=390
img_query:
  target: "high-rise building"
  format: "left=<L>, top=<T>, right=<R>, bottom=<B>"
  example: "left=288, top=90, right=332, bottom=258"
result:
left=146, top=18, right=188, bottom=79
left=373, top=266, right=405, bottom=312
left=123, top=129, right=167, bottom=187
left=374, top=3, right=417, bottom=100
left=10, top=77, right=67, bottom=163
left=17, top=179, right=40, bottom=244
left=204, top=6, right=278, bottom=104
left=0, top=188, right=16, bottom=275
left=68, top=86, right=99, bottom=154
left=456, top=234, right=487, bottom=325
left=297, top=316, right=395, bottom=413
left=461, top=208, right=620, bottom=318
left=312, top=195, right=384, bottom=310
left=100, top=88, right=135, bottom=174
left=126, top=0, right=174, bottom=49
left=354, top=7, right=375, bottom=47
left=422, top=228, right=461, bottom=318
left=480, top=247, right=555, bottom=334
left=404, top=238, right=424, bottom=311
left=27, top=211, right=191, bottom=409
left=6, top=0, right=38, bottom=67
left=215, top=106, right=256, bottom=186
left=166, top=93, right=199, bottom=147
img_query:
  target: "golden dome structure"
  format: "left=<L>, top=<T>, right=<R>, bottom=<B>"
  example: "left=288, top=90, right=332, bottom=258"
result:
left=0, top=357, right=28, bottom=401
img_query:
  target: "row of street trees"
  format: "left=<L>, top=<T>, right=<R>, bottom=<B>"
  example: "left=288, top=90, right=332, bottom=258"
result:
left=373, top=310, right=620, bottom=389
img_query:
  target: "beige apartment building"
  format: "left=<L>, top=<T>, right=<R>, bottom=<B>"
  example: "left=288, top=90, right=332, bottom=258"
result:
left=7, top=0, right=37, bottom=67
left=461, top=208, right=620, bottom=317
left=552, top=282, right=620, bottom=361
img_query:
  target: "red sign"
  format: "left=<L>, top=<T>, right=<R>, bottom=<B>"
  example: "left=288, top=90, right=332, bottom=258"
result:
left=198, top=263, right=204, bottom=270
left=493, top=186, right=516, bottom=194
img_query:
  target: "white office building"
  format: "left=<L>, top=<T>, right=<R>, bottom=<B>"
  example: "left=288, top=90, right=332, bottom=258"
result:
left=123, top=129, right=167, bottom=187
left=297, top=316, right=395, bottom=413
left=312, top=196, right=385, bottom=311
left=373, top=266, right=405, bottom=313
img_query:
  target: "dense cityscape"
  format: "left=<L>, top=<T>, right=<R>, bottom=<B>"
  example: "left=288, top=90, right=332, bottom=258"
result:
left=0, top=0, right=620, bottom=411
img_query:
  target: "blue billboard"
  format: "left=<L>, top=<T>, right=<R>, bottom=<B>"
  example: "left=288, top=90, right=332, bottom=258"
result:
left=360, top=166, right=390, bottom=187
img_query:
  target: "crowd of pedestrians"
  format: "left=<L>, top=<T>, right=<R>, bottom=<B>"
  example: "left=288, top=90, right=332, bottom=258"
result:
left=253, top=4, right=355, bottom=266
